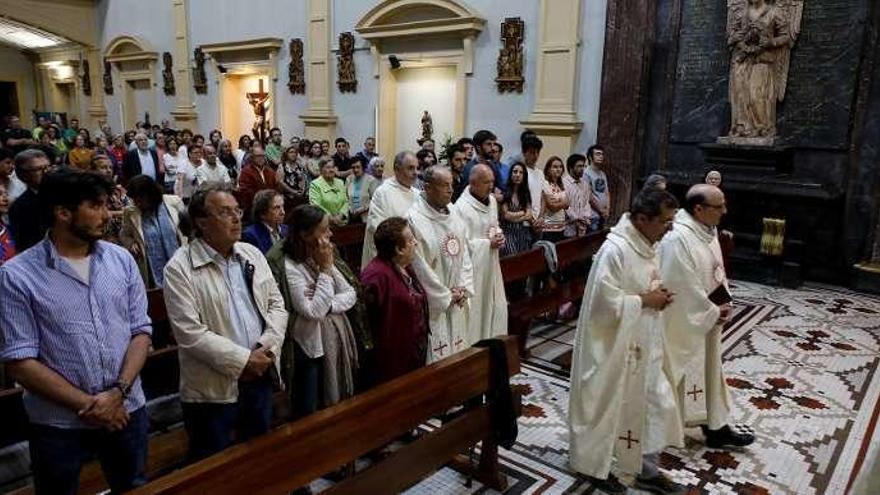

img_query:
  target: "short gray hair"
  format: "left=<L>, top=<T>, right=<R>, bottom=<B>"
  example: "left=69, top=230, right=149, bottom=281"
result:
left=188, top=182, right=237, bottom=238
left=393, top=150, right=415, bottom=171
left=14, top=149, right=48, bottom=175
left=251, top=189, right=281, bottom=223
left=422, top=165, right=449, bottom=186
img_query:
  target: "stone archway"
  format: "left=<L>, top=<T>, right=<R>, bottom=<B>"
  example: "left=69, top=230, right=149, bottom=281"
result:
left=356, top=0, right=485, bottom=159
left=105, top=36, right=158, bottom=129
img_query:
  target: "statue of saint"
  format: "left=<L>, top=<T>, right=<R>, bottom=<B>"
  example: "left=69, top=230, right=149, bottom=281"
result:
left=720, top=0, right=803, bottom=145
left=420, top=110, right=433, bottom=143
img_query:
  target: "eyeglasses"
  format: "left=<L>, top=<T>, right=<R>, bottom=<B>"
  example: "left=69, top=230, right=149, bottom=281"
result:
left=212, top=207, right=243, bottom=220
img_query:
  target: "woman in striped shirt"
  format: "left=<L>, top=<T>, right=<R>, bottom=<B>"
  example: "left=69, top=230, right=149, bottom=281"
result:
left=538, top=156, right=570, bottom=243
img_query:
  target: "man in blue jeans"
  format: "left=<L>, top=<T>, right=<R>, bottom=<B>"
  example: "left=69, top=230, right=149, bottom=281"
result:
left=0, top=170, right=152, bottom=494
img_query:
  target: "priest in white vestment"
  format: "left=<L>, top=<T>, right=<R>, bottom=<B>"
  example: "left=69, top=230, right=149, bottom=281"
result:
left=408, top=166, right=473, bottom=363
left=453, top=164, right=508, bottom=344
left=659, top=184, right=754, bottom=449
left=569, top=189, right=685, bottom=494
left=361, top=151, right=420, bottom=269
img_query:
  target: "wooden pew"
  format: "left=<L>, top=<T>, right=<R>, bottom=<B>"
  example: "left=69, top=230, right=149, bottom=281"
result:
left=130, top=336, right=521, bottom=495
left=500, top=231, right=608, bottom=357
left=331, top=223, right=366, bottom=272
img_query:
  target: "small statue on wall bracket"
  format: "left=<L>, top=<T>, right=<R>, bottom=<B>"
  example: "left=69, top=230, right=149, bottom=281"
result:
left=81, top=59, right=91, bottom=96
left=193, top=47, right=208, bottom=95
left=337, top=32, right=357, bottom=93
left=288, top=38, right=305, bottom=94
left=103, top=58, right=114, bottom=95
left=496, top=17, right=525, bottom=93
left=162, top=52, right=175, bottom=96
left=420, top=110, right=433, bottom=144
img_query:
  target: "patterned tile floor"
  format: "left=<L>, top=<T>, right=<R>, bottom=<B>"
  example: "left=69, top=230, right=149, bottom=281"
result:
left=401, top=281, right=880, bottom=494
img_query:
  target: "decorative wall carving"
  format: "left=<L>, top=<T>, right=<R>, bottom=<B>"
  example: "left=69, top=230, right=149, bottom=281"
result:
left=719, top=0, right=804, bottom=146
left=337, top=32, right=357, bottom=93
left=162, top=51, right=175, bottom=96
left=288, top=38, right=305, bottom=94
left=496, top=17, right=525, bottom=93
left=192, top=47, right=207, bottom=95
left=81, top=59, right=91, bottom=96
left=102, top=58, right=113, bottom=95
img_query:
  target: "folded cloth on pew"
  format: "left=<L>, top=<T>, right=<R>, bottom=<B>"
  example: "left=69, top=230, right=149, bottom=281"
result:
left=473, top=338, right=518, bottom=449
left=532, top=240, right=558, bottom=274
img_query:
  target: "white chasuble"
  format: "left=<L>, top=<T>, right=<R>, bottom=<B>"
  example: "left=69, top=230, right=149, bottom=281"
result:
left=408, top=195, right=473, bottom=363
left=361, top=177, right=419, bottom=269
left=568, top=215, right=683, bottom=479
left=452, top=188, right=508, bottom=345
left=659, top=209, right=732, bottom=429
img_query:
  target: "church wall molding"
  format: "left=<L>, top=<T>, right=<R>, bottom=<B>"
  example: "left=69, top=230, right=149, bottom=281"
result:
left=355, top=0, right=484, bottom=159
left=104, top=35, right=159, bottom=128
left=520, top=0, right=584, bottom=163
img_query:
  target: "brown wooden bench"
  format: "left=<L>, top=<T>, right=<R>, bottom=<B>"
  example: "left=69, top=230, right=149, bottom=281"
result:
left=500, top=231, right=608, bottom=357
left=129, top=336, right=521, bottom=495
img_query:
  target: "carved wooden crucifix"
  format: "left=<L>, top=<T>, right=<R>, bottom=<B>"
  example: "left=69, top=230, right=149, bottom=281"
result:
left=247, top=78, right=270, bottom=144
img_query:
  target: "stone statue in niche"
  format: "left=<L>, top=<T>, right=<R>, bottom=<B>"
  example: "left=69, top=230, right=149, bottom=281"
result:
left=162, top=52, right=175, bottom=96
left=496, top=17, right=525, bottom=93
left=192, top=47, right=208, bottom=95
left=337, top=32, right=357, bottom=93
left=288, top=38, right=305, bottom=94
left=102, top=59, right=113, bottom=95
left=420, top=111, right=433, bottom=143
left=719, top=0, right=804, bottom=146
left=81, top=59, right=91, bottom=96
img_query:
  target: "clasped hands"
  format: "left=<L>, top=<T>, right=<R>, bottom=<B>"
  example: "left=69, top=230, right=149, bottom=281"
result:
left=79, top=389, right=129, bottom=431
left=241, top=345, right=275, bottom=382
left=640, top=285, right=675, bottom=311
left=450, top=287, right=468, bottom=308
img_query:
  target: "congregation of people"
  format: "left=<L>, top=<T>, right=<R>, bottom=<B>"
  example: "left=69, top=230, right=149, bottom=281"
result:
left=0, top=112, right=746, bottom=495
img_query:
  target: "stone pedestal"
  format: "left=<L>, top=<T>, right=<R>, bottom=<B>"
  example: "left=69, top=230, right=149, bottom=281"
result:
left=678, top=143, right=845, bottom=287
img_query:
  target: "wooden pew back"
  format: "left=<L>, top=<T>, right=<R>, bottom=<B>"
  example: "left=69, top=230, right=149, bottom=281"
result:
left=131, top=337, right=520, bottom=495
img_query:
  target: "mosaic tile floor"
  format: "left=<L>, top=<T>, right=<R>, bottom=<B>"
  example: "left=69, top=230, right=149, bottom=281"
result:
left=401, top=281, right=880, bottom=494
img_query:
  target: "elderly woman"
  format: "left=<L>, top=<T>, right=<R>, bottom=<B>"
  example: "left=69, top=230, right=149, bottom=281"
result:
left=277, top=144, right=310, bottom=211
left=281, top=205, right=358, bottom=417
left=345, top=156, right=378, bottom=223
left=242, top=189, right=288, bottom=253
left=308, top=158, right=348, bottom=226
left=120, top=175, right=186, bottom=288
left=360, top=217, right=428, bottom=384
left=367, top=156, right=385, bottom=183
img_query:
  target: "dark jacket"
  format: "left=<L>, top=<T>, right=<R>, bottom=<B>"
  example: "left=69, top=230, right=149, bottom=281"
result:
left=241, top=223, right=289, bottom=254
left=122, top=148, right=163, bottom=186
left=8, top=189, right=46, bottom=252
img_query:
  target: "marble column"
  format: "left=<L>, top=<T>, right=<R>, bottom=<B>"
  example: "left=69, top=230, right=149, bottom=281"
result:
left=300, top=0, right=337, bottom=140
left=596, top=0, right=656, bottom=220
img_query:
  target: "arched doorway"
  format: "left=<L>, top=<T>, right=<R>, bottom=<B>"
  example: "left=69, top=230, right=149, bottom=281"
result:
left=105, top=36, right=158, bottom=130
left=355, top=0, right=485, bottom=158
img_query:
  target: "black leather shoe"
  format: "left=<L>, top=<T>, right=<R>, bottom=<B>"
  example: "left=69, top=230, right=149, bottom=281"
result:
left=585, top=473, right=627, bottom=493
left=635, top=474, right=687, bottom=494
left=701, top=424, right=755, bottom=448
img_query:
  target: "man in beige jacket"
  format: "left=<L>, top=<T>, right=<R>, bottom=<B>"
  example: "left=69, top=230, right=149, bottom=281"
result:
left=164, top=182, right=288, bottom=461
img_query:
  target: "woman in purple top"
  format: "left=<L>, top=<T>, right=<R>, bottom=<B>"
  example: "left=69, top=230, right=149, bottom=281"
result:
left=360, top=217, right=429, bottom=384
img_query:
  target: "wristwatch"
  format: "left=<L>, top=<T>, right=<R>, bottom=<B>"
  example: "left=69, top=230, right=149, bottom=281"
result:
left=114, top=380, right=132, bottom=399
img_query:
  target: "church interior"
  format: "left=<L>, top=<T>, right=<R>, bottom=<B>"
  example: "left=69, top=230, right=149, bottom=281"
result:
left=0, top=0, right=879, bottom=493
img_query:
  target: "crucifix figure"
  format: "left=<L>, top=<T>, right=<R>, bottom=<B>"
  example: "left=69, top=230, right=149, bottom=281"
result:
left=687, top=384, right=704, bottom=402
left=618, top=430, right=639, bottom=449
left=247, top=78, right=270, bottom=144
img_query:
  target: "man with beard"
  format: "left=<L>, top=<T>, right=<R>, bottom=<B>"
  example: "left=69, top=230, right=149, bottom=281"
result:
left=0, top=170, right=153, bottom=494
left=163, top=183, right=287, bottom=461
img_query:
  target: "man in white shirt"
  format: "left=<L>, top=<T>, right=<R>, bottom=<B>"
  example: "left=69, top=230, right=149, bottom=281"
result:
left=195, top=145, right=231, bottom=185
left=520, top=136, right=545, bottom=223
